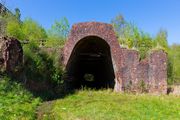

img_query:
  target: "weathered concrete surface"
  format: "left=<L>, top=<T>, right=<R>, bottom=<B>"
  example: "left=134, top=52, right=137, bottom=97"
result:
left=63, top=22, right=168, bottom=94
left=0, top=36, right=23, bottom=77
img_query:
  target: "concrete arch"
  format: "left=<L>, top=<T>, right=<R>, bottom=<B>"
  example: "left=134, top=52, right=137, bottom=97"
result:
left=63, top=22, right=123, bottom=91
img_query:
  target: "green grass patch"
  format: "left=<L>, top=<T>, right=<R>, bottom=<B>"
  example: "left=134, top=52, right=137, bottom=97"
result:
left=39, top=89, right=180, bottom=120
left=0, top=77, right=41, bottom=120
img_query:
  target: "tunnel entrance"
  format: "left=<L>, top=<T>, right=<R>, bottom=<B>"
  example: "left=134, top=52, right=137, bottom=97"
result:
left=65, top=36, right=115, bottom=90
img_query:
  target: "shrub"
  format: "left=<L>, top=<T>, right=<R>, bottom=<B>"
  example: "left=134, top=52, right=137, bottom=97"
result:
left=23, top=41, right=65, bottom=100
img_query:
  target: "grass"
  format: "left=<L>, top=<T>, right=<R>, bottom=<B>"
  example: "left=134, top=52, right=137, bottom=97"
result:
left=0, top=77, right=41, bottom=120
left=1, top=78, right=180, bottom=120
left=38, top=89, right=180, bottom=120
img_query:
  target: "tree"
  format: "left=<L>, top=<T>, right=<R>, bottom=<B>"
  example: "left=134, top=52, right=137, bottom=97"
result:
left=111, top=14, right=126, bottom=37
left=168, top=44, right=180, bottom=84
left=6, top=19, right=24, bottom=40
left=111, top=14, right=129, bottom=44
left=154, top=29, right=168, bottom=51
left=46, top=17, right=70, bottom=47
left=49, top=17, right=70, bottom=39
left=0, top=6, right=22, bottom=37
left=22, top=18, right=47, bottom=42
left=111, top=14, right=153, bottom=58
left=5, top=11, right=24, bottom=40
left=111, top=14, right=143, bottom=49
left=137, top=32, right=153, bottom=59
left=15, top=8, right=21, bottom=21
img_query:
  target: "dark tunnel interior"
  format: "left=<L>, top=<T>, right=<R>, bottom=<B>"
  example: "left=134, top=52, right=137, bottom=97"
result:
left=65, top=36, right=115, bottom=90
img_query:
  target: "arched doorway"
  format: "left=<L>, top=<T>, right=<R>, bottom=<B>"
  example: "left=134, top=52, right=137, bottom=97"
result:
left=65, top=36, right=115, bottom=89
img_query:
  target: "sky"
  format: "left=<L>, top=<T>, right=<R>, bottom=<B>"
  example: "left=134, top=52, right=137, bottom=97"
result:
left=2, top=0, right=180, bottom=45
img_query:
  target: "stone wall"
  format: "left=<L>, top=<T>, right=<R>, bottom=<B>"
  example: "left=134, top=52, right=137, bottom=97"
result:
left=63, top=22, right=123, bottom=91
left=63, top=22, right=168, bottom=94
left=148, top=50, right=167, bottom=94
left=0, top=36, right=23, bottom=77
left=120, top=48, right=167, bottom=94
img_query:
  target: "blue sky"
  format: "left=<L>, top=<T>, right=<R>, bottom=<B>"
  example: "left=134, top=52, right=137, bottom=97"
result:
left=2, top=0, right=180, bottom=45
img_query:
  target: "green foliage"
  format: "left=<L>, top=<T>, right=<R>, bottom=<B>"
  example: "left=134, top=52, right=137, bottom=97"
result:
left=45, top=35, right=65, bottom=47
left=111, top=14, right=153, bottom=59
left=22, top=18, right=47, bottom=42
left=3, top=12, right=47, bottom=43
left=154, top=29, right=169, bottom=51
left=5, top=17, right=47, bottom=42
left=111, top=14, right=135, bottom=47
left=23, top=42, right=64, bottom=84
left=137, top=32, right=153, bottom=59
left=49, top=17, right=70, bottom=39
left=46, top=17, right=70, bottom=47
left=23, top=41, right=65, bottom=100
left=1, top=8, right=24, bottom=39
left=167, top=49, right=174, bottom=85
left=2, top=9, right=68, bottom=47
left=168, top=44, right=180, bottom=84
left=0, top=76, right=41, bottom=119
left=38, top=90, right=180, bottom=120
left=6, top=18, right=24, bottom=40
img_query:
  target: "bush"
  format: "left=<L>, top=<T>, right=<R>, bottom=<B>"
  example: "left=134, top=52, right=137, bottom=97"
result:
left=45, top=35, right=65, bottom=48
left=23, top=41, right=65, bottom=100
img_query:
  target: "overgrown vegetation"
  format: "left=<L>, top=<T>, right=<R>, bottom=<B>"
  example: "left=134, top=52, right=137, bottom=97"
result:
left=38, top=90, right=180, bottom=120
left=0, top=6, right=180, bottom=119
left=0, top=9, right=69, bottom=47
left=111, top=14, right=168, bottom=58
left=23, top=42, right=62, bottom=83
left=23, top=42, right=65, bottom=100
left=0, top=7, right=68, bottom=98
left=46, top=17, right=69, bottom=47
left=0, top=76, right=41, bottom=119
left=111, top=14, right=180, bottom=84
left=168, top=44, right=180, bottom=84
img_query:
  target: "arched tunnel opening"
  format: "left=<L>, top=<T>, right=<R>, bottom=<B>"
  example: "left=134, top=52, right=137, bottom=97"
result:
left=65, top=36, right=115, bottom=90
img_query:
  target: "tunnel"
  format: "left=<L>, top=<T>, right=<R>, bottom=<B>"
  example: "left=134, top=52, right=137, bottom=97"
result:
left=65, top=36, right=115, bottom=90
